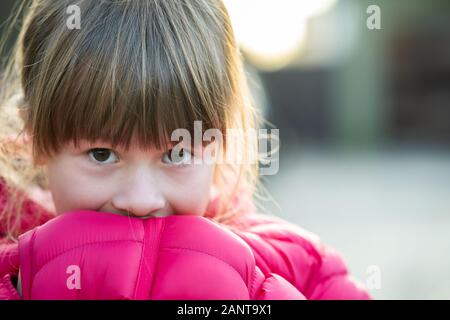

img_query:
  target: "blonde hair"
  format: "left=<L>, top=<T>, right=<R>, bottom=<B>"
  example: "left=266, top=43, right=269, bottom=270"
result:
left=0, top=0, right=273, bottom=241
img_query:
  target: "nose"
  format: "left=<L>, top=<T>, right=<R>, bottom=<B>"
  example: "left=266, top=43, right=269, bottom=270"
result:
left=110, top=166, right=166, bottom=218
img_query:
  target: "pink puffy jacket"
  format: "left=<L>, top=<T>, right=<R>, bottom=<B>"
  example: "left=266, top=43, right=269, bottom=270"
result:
left=0, top=179, right=371, bottom=299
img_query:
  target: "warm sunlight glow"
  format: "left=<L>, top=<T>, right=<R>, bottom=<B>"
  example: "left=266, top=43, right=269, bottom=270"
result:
left=224, top=0, right=338, bottom=70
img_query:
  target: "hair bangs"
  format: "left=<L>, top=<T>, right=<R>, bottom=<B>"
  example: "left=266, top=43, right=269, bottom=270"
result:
left=30, top=0, right=230, bottom=159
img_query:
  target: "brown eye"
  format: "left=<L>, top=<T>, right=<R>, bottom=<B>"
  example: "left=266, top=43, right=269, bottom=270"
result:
left=88, top=148, right=119, bottom=164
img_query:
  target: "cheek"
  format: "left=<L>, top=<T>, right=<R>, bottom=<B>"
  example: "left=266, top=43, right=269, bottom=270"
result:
left=166, top=164, right=215, bottom=216
left=46, top=161, right=111, bottom=214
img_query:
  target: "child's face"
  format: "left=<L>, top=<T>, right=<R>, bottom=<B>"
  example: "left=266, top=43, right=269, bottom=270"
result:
left=42, top=137, right=216, bottom=218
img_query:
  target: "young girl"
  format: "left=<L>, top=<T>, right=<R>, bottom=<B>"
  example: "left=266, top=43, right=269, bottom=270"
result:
left=0, top=0, right=370, bottom=299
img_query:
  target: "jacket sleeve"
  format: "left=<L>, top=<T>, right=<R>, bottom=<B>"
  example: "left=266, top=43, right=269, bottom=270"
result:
left=254, top=271, right=306, bottom=300
left=228, top=213, right=371, bottom=300
left=17, top=210, right=306, bottom=300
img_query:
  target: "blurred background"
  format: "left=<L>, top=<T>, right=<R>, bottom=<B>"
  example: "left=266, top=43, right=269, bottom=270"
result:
left=1, top=0, right=450, bottom=299
left=222, top=0, right=450, bottom=299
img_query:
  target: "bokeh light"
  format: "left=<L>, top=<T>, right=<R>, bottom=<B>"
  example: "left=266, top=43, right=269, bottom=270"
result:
left=224, top=0, right=337, bottom=69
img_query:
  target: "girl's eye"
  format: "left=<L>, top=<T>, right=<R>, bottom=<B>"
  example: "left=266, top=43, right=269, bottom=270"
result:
left=162, top=148, right=192, bottom=166
left=88, top=148, right=119, bottom=164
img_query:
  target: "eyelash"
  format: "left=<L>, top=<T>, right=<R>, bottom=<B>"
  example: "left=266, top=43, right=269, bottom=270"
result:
left=87, top=148, right=119, bottom=165
left=86, top=148, right=193, bottom=167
